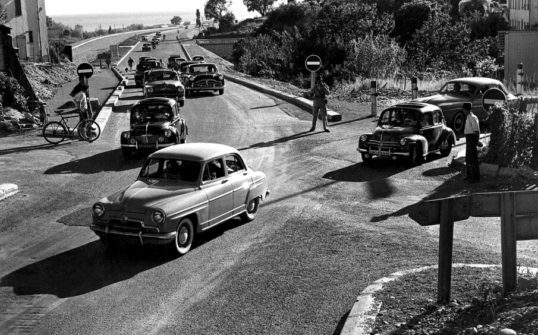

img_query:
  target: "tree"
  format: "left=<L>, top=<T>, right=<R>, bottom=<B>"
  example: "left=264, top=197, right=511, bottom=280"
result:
left=108, top=25, right=112, bottom=34
left=243, top=0, right=277, bottom=16
left=392, top=0, right=436, bottom=45
left=218, top=12, right=236, bottom=32
left=0, top=4, right=7, bottom=25
left=171, top=16, right=183, bottom=25
left=196, top=9, right=202, bottom=27
left=204, top=0, right=230, bottom=20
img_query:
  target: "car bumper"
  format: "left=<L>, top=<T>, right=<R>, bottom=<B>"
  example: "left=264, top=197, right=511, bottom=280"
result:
left=145, top=92, right=185, bottom=100
left=186, top=84, right=225, bottom=91
left=91, top=224, right=176, bottom=245
left=357, top=147, right=410, bottom=157
left=121, top=142, right=176, bottom=149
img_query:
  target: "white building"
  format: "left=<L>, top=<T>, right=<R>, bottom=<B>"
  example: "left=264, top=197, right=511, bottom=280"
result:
left=1, top=0, right=48, bottom=61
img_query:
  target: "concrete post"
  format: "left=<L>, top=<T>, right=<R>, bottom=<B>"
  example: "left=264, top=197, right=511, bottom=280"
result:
left=370, top=81, right=377, bottom=117
left=310, top=71, right=315, bottom=90
left=411, top=77, right=418, bottom=100
left=517, top=63, right=524, bottom=96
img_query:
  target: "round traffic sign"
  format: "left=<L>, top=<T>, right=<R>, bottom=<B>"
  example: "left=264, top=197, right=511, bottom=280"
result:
left=77, top=63, right=94, bottom=78
left=482, top=88, right=506, bottom=112
left=305, top=54, right=322, bottom=72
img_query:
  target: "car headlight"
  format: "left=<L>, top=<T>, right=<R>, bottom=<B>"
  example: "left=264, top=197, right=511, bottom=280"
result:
left=177, top=86, right=184, bottom=93
left=130, top=138, right=136, bottom=144
left=164, top=129, right=172, bottom=137
left=146, top=87, right=153, bottom=93
left=152, top=210, right=165, bottom=224
left=93, top=203, right=105, bottom=217
left=400, top=138, right=408, bottom=146
left=217, top=74, right=224, bottom=80
left=359, top=135, right=368, bottom=143
left=188, top=76, right=194, bottom=81
left=122, top=132, right=130, bottom=139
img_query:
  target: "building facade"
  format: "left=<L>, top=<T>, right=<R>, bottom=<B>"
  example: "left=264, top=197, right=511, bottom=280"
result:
left=1, top=0, right=48, bottom=61
left=508, top=0, right=538, bottom=29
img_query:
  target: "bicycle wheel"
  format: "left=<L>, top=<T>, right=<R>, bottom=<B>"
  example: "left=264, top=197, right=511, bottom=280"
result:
left=42, top=121, right=67, bottom=144
left=78, top=120, right=101, bottom=142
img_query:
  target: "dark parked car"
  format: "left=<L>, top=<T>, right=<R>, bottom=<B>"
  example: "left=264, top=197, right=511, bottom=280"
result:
left=357, top=102, right=456, bottom=166
left=120, top=98, right=188, bottom=159
left=143, top=69, right=185, bottom=106
left=167, top=55, right=186, bottom=69
left=142, top=43, right=152, bottom=52
left=413, top=77, right=516, bottom=133
left=91, top=143, right=269, bottom=255
left=184, top=63, right=225, bottom=96
left=135, top=60, right=162, bottom=87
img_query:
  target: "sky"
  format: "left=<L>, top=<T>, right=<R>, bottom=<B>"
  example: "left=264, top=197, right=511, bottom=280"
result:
left=45, top=0, right=287, bottom=18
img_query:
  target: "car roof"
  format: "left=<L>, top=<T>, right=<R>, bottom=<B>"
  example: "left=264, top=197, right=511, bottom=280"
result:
left=388, top=102, right=441, bottom=113
left=147, top=68, right=175, bottom=73
left=151, top=143, right=240, bottom=161
left=447, top=77, right=503, bottom=86
left=133, top=97, right=176, bottom=108
left=188, top=63, right=216, bottom=67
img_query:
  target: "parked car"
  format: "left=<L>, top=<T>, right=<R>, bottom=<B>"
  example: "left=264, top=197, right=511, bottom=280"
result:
left=184, top=63, right=225, bottom=96
left=142, top=43, right=152, bottom=52
left=167, top=55, right=187, bottom=70
left=139, top=56, right=156, bottom=64
left=413, top=77, right=516, bottom=133
left=135, top=60, right=162, bottom=87
left=143, top=68, right=185, bottom=106
left=120, top=97, right=188, bottom=159
left=90, top=142, right=270, bottom=255
left=357, top=102, right=456, bottom=166
left=141, top=36, right=148, bottom=41
left=192, top=55, right=205, bottom=62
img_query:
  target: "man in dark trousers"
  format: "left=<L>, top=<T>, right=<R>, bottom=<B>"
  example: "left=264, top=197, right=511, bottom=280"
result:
left=309, top=74, right=330, bottom=132
left=127, top=57, right=134, bottom=71
left=463, top=102, right=480, bottom=182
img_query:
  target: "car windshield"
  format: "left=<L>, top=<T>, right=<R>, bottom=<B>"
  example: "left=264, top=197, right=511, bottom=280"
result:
left=146, top=71, right=178, bottom=82
left=179, top=62, right=195, bottom=73
left=131, top=105, right=173, bottom=123
left=439, top=82, right=477, bottom=97
left=378, top=108, right=420, bottom=128
left=189, top=64, right=217, bottom=74
left=139, top=158, right=201, bottom=183
left=139, top=62, right=159, bottom=71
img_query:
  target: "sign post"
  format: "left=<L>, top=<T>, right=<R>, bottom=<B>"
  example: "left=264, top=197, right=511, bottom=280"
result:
left=482, top=88, right=506, bottom=112
left=76, top=63, right=94, bottom=117
left=305, top=54, right=322, bottom=90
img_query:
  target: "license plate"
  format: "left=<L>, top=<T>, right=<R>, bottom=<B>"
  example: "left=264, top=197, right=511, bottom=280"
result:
left=370, top=149, right=390, bottom=156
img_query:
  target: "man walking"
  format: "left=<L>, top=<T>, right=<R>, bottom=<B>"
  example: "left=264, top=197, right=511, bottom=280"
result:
left=128, top=57, right=134, bottom=71
left=309, top=74, right=330, bottom=132
left=463, top=102, right=480, bottom=182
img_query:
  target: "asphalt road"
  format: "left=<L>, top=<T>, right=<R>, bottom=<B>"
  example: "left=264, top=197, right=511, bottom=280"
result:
left=1, top=33, right=538, bottom=334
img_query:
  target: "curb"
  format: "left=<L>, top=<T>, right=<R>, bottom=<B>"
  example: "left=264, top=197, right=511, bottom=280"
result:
left=0, top=183, right=18, bottom=201
left=180, top=42, right=342, bottom=122
left=94, top=67, right=128, bottom=133
left=340, top=264, right=538, bottom=335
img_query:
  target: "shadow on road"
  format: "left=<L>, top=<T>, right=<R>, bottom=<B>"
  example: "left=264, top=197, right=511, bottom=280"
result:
left=0, top=142, right=72, bottom=156
left=44, top=148, right=143, bottom=174
left=0, top=241, right=168, bottom=298
left=238, top=131, right=315, bottom=150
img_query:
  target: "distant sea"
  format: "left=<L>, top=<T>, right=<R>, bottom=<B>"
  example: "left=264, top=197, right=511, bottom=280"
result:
left=51, top=11, right=196, bottom=32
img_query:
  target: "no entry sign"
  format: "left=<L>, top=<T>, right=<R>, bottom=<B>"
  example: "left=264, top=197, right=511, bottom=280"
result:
left=77, top=63, right=94, bottom=78
left=482, top=88, right=506, bottom=112
left=305, top=55, right=322, bottom=72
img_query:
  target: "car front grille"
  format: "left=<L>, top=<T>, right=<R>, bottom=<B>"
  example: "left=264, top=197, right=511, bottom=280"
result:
left=193, top=80, right=220, bottom=88
left=154, top=84, right=176, bottom=92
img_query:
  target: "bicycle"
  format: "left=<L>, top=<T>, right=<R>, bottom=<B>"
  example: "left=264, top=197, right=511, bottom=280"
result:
left=42, top=113, right=101, bottom=144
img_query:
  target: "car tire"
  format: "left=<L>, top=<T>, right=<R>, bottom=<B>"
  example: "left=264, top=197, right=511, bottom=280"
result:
left=440, top=136, right=454, bottom=157
left=241, top=197, right=259, bottom=222
left=171, top=218, right=194, bottom=256
left=408, top=144, right=424, bottom=166
left=219, top=89, right=224, bottom=95
left=122, top=147, right=132, bottom=160
left=452, top=112, right=465, bottom=133
left=361, top=152, right=373, bottom=165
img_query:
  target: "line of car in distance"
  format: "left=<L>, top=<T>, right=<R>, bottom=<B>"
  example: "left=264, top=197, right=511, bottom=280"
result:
left=91, top=143, right=270, bottom=256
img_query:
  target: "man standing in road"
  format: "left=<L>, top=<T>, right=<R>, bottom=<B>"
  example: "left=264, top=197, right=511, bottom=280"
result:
left=309, top=74, right=330, bottom=132
left=128, top=57, right=134, bottom=71
left=463, top=102, right=480, bottom=182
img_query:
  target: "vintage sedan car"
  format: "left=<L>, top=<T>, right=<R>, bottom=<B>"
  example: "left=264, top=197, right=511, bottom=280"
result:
left=414, top=77, right=516, bottom=133
left=143, top=69, right=185, bottom=106
left=135, top=60, right=162, bottom=87
left=142, top=43, right=152, bottom=52
left=167, top=55, right=186, bottom=69
left=357, top=102, right=456, bottom=166
left=185, top=63, right=225, bottom=96
left=120, top=97, right=188, bottom=159
left=91, top=142, right=270, bottom=255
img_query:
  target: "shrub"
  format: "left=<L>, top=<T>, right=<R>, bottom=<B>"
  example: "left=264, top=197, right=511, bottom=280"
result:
left=484, top=103, right=536, bottom=168
left=0, top=72, right=28, bottom=113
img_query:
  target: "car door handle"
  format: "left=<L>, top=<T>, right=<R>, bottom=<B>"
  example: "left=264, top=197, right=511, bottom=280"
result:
left=222, top=180, right=228, bottom=184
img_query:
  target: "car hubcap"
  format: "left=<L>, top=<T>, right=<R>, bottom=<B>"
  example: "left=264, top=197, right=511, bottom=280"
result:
left=247, top=200, right=256, bottom=213
left=179, top=226, right=189, bottom=245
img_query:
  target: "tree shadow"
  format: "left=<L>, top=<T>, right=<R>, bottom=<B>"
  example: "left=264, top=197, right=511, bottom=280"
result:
left=238, top=131, right=315, bottom=150
left=44, top=148, right=144, bottom=174
left=0, top=241, right=167, bottom=298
